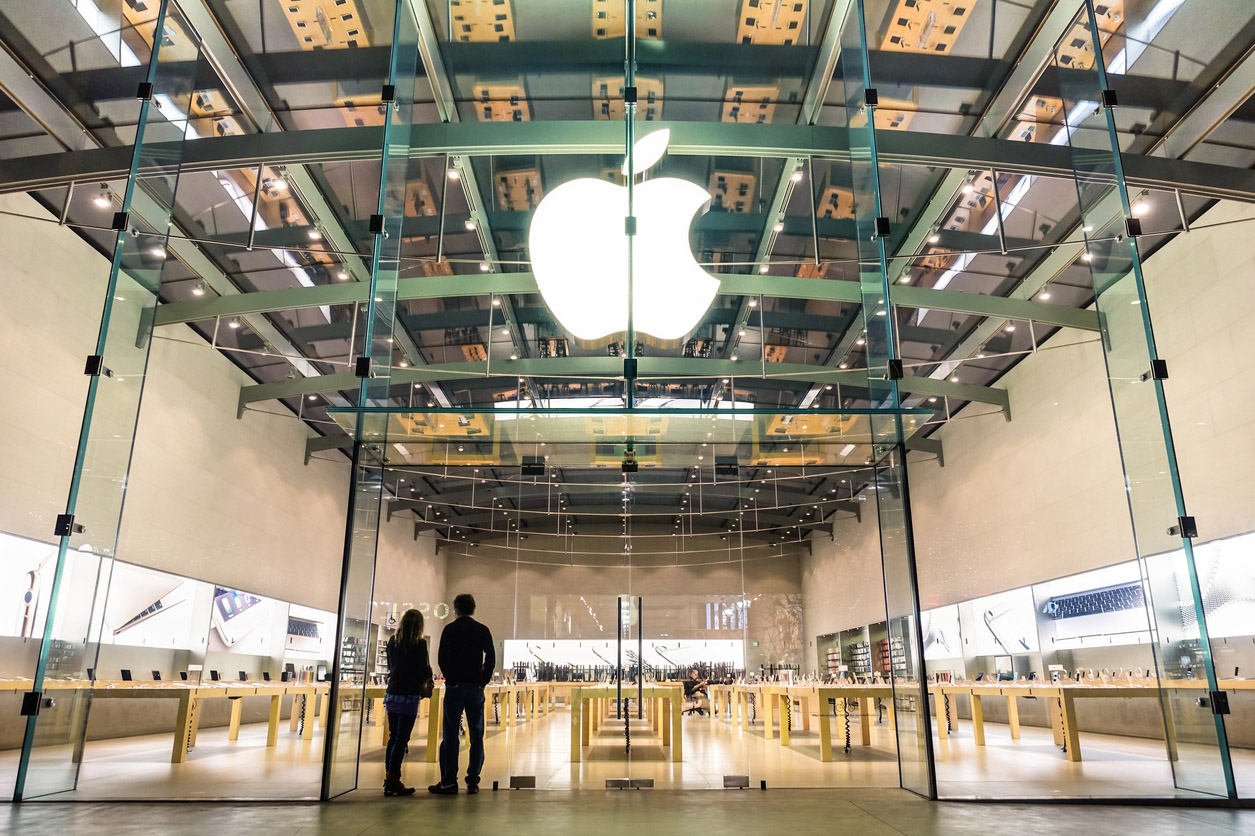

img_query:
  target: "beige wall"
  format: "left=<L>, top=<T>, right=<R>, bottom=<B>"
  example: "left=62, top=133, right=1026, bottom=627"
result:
left=800, top=200, right=1255, bottom=659
left=0, top=191, right=444, bottom=619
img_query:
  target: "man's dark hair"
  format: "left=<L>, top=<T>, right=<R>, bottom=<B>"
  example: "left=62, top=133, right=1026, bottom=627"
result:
left=453, top=593, right=476, bottom=617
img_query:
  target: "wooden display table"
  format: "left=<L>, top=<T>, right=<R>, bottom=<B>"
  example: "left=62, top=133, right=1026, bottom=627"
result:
left=2, top=679, right=328, bottom=764
left=932, top=679, right=1255, bottom=763
left=569, top=684, right=682, bottom=763
left=768, top=684, right=895, bottom=762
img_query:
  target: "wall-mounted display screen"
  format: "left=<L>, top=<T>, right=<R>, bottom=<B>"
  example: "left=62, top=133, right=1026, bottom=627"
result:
left=503, top=639, right=744, bottom=670
left=1034, top=561, right=1150, bottom=650
left=920, top=605, right=961, bottom=660
left=965, top=587, right=1039, bottom=656
left=0, top=532, right=59, bottom=640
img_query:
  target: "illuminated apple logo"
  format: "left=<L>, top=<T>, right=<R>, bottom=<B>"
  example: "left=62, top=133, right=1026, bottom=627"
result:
left=528, top=130, right=720, bottom=342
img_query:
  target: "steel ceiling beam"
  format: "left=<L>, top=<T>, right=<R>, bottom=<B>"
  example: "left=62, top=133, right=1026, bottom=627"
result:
left=238, top=355, right=1009, bottom=416
left=0, top=26, right=323, bottom=387
left=179, top=0, right=454, bottom=410
left=159, top=269, right=1097, bottom=333
left=410, top=0, right=540, bottom=407
left=720, top=0, right=853, bottom=373
left=7, top=122, right=1255, bottom=202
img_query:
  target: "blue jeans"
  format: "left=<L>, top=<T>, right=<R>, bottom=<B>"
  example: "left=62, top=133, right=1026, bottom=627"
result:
left=439, top=683, right=486, bottom=787
left=385, top=711, right=417, bottom=774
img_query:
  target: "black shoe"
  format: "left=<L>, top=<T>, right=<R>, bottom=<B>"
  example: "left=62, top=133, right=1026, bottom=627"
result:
left=466, top=784, right=479, bottom=795
left=428, top=782, right=458, bottom=795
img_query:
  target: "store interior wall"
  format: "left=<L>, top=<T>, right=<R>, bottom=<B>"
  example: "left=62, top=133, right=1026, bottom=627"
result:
left=0, top=193, right=447, bottom=748
left=443, top=552, right=803, bottom=674
left=799, top=200, right=1255, bottom=752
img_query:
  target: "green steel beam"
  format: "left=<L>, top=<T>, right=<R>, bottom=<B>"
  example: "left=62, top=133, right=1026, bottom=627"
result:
left=304, top=434, right=354, bottom=463
left=905, top=435, right=944, bottom=465
left=239, top=355, right=1010, bottom=416
left=161, top=270, right=1097, bottom=332
left=6, top=122, right=1255, bottom=203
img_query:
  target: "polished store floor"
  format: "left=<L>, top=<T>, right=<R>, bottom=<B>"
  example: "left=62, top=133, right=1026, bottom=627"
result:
left=3, top=699, right=1253, bottom=800
left=3, top=787, right=1255, bottom=836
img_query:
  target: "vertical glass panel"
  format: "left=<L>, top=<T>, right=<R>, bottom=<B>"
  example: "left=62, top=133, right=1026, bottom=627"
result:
left=322, top=0, right=419, bottom=800
left=840, top=0, right=935, bottom=799
left=1052, top=1, right=1235, bottom=800
left=15, top=0, right=200, bottom=800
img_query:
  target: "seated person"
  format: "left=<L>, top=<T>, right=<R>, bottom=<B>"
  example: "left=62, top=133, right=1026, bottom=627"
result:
left=682, top=669, right=709, bottom=715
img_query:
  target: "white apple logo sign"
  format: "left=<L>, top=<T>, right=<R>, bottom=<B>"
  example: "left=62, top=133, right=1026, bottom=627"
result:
left=528, top=129, right=720, bottom=342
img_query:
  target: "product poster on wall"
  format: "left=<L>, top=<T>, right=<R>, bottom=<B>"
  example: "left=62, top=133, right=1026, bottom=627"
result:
left=1189, top=534, right=1255, bottom=639
left=100, top=562, right=213, bottom=651
left=0, top=532, right=58, bottom=640
left=207, top=586, right=284, bottom=655
left=921, top=605, right=962, bottom=660
left=966, top=587, right=1039, bottom=656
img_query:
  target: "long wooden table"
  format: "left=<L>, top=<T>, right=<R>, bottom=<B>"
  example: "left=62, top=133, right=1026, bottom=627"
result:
left=1, top=679, right=332, bottom=764
left=932, top=679, right=1255, bottom=763
left=569, top=684, right=683, bottom=763
left=712, top=683, right=895, bottom=762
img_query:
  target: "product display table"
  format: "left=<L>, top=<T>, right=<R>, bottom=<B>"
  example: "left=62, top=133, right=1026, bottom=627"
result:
left=2, top=679, right=322, bottom=764
left=766, top=684, right=895, bottom=761
left=569, top=684, right=683, bottom=763
left=932, top=679, right=1255, bottom=763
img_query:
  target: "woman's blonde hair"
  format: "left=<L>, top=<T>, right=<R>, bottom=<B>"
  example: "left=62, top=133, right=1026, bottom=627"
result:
left=395, top=609, right=424, bottom=648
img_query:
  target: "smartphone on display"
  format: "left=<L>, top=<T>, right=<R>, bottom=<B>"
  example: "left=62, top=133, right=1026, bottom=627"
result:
left=211, top=586, right=266, bottom=647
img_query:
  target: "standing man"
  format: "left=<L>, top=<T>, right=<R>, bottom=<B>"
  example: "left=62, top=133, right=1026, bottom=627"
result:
left=430, top=593, right=495, bottom=795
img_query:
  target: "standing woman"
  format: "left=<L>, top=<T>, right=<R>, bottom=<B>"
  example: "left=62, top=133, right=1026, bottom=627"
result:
left=383, top=608, right=433, bottom=796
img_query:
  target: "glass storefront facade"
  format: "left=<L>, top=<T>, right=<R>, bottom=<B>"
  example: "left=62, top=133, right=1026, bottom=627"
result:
left=0, top=0, right=1253, bottom=805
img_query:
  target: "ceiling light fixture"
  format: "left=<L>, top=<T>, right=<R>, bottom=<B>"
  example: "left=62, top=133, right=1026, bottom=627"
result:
left=337, top=271, right=349, bottom=280
left=227, top=318, right=240, bottom=329
left=191, top=281, right=205, bottom=296
left=307, top=230, right=321, bottom=241
left=790, top=171, right=803, bottom=182
left=447, top=169, right=460, bottom=180
left=772, top=222, right=784, bottom=233
left=479, top=262, right=490, bottom=272
left=92, top=186, right=111, bottom=208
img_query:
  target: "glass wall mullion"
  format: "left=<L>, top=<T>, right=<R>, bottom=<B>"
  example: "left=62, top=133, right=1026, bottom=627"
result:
left=1050, top=0, right=1236, bottom=800
left=320, top=0, right=422, bottom=800
left=837, top=0, right=936, bottom=799
left=13, top=0, right=201, bottom=800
